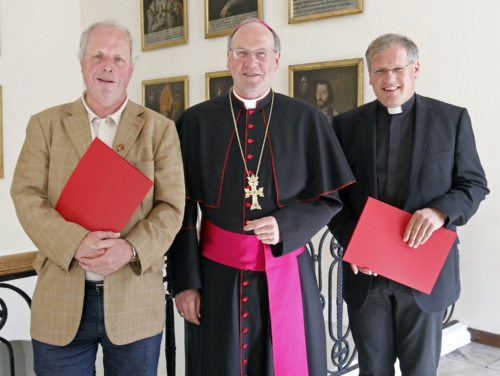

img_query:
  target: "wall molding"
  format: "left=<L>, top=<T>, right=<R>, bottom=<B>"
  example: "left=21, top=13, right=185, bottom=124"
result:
left=469, top=328, right=500, bottom=348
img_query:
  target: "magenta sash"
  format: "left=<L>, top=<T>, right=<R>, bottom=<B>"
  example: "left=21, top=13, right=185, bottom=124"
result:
left=201, top=219, right=309, bottom=376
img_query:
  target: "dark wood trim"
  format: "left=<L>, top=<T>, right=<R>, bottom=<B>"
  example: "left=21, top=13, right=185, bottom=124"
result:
left=0, top=251, right=37, bottom=278
left=469, top=328, right=500, bottom=348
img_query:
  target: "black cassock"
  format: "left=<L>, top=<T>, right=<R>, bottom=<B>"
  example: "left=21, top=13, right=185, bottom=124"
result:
left=169, top=91, right=354, bottom=376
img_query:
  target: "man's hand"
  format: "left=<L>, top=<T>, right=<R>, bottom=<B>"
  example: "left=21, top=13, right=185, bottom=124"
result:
left=75, top=231, right=119, bottom=261
left=243, top=216, right=281, bottom=245
left=175, top=289, right=201, bottom=325
left=76, top=232, right=134, bottom=276
left=403, top=208, right=447, bottom=248
left=350, top=263, right=377, bottom=276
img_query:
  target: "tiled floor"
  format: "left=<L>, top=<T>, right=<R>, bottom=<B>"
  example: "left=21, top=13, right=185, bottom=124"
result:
left=438, top=342, right=500, bottom=375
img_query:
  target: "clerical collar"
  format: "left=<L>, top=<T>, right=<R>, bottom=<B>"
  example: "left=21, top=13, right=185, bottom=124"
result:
left=388, top=106, right=402, bottom=115
left=378, top=94, right=416, bottom=115
left=232, top=88, right=271, bottom=109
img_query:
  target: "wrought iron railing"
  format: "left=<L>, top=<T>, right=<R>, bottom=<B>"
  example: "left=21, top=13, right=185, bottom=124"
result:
left=307, top=229, right=358, bottom=375
left=0, top=251, right=37, bottom=376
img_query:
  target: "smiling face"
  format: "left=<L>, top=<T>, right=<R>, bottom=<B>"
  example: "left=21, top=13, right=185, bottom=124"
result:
left=368, top=44, right=419, bottom=108
left=80, top=25, right=133, bottom=117
left=226, top=22, right=280, bottom=99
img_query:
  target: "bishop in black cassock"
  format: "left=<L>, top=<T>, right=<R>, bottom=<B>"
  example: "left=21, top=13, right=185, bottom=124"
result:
left=168, top=19, right=354, bottom=376
left=169, top=89, right=354, bottom=375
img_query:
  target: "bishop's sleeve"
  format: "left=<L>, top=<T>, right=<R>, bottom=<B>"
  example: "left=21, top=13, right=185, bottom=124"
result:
left=168, top=199, right=202, bottom=295
left=270, top=194, right=343, bottom=256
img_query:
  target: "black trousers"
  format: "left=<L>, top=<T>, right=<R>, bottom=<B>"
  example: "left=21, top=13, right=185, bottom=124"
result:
left=348, top=277, right=444, bottom=376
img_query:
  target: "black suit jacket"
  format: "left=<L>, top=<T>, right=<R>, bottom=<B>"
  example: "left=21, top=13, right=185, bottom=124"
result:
left=329, top=94, right=488, bottom=313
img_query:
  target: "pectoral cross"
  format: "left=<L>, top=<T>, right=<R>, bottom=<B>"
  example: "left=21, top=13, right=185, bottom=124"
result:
left=244, top=174, right=264, bottom=210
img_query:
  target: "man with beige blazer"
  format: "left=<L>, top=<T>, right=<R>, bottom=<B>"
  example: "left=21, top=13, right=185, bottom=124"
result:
left=10, top=20, right=184, bottom=375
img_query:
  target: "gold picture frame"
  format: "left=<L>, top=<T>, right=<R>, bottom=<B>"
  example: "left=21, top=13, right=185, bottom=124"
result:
left=140, top=0, right=188, bottom=51
left=205, top=70, right=233, bottom=100
left=142, top=76, right=188, bottom=122
left=288, top=0, right=363, bottom=24
left=205, top=0, right=262, bottom=39
left=289, top=58, right=363, bottom=119
left=0, top=85, right=3, bottom=178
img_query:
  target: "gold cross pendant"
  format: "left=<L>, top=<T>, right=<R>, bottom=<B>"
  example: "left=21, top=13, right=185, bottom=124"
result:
left=244, top=174, right=264, bottom=210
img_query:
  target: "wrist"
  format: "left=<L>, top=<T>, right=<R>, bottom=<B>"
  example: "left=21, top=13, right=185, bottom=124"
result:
left=126, top=240, right=139, bottom=263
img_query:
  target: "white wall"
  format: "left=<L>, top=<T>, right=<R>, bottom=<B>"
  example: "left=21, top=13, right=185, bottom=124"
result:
left=0, top=0, right=81, bottom=253
left=0, top=0, right=498, bottom=354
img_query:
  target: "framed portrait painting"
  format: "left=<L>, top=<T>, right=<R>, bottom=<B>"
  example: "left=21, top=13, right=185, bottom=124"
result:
left=289, top=58, right=363, bottom=121
left=142, top=76, right=188, bottom=122
left=141, top=0, right=188, bottom=51
left=205, top=0, right=262, bottom=39
left=289, top=0, right=363, bottom=24
left=205, top=70, right=233, bottom=100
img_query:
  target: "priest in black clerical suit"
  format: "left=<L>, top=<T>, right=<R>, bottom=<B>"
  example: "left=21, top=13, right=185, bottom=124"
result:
left=168, top=19, right=354, bottom=376
left=329, top=34, right=489, bottom=375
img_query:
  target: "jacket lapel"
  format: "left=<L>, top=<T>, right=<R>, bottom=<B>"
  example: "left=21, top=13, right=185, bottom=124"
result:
left=359, top=102, right=379, bottom=198
left=113, top=100, right=146, bottom=158
left=63, top=99, right=92, bottom=159
left=404, top=94, right=433, bottom=210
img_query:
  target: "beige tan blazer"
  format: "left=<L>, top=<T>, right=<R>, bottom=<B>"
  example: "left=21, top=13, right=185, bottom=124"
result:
left=11, top=99, right=185, bottom=346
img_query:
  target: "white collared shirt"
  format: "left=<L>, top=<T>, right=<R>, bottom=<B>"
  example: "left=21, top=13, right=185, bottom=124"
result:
left=81, top=94, right=129, bottom=148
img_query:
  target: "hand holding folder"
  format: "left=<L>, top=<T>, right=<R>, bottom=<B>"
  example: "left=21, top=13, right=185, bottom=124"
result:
left=55, top=138, right=153, bottom=232
left=343, top=197, right=457, bottom=294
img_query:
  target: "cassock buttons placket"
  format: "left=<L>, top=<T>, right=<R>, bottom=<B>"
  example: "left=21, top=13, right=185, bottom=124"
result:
left=241, top=273, right=251, bottom=372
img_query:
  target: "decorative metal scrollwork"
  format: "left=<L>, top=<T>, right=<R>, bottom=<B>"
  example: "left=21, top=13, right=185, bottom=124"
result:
left=0, top=282, right=33, bottom=376
left=307, top=229, right=358, bottom=375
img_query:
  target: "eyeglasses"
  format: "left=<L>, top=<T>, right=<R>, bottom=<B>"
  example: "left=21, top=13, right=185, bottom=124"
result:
left=371, top=62, right=413, bottom=77
left=229, top=48, right=277, bottom=61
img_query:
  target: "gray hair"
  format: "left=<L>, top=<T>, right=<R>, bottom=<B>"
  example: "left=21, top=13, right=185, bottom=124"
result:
left=227, top=18, right=281, bottom=52
left=365, top=33, right=419, bottom=71
left=78, top=20, right=139, bottom=66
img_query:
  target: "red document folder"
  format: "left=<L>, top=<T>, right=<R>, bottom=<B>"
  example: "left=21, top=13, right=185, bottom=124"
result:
left=343, top=197, right=457, bottom=294
left=55, top=138, right=153, bottom=232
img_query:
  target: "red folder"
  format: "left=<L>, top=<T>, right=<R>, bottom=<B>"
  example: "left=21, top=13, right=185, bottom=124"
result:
left=55, top=138, right=153, bottom=232
left=343, top=197, right=457, bottom=294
